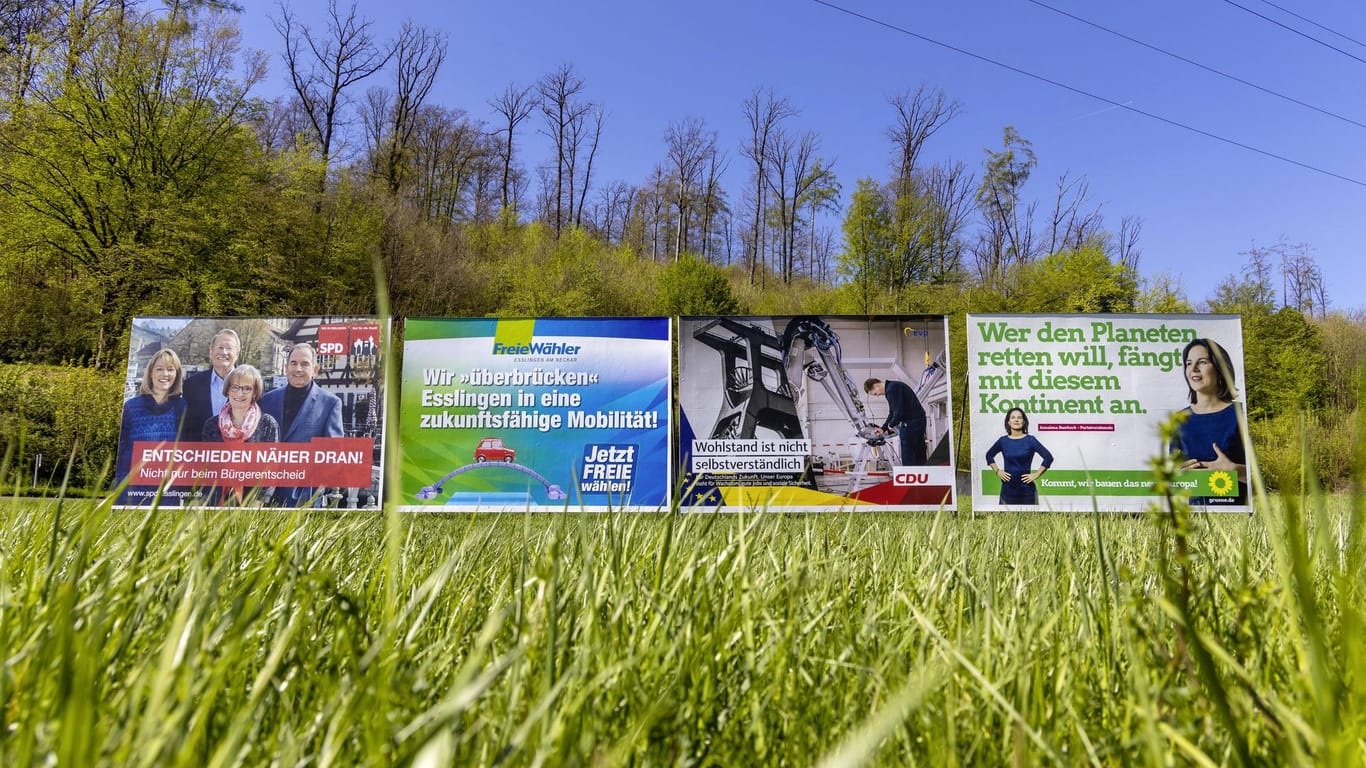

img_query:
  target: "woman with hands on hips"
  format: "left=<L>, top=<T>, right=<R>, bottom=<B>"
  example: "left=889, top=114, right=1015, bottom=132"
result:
left=985, top=407, right=1053, bottom=505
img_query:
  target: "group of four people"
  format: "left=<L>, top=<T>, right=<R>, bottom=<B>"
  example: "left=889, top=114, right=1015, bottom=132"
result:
left=115, top=329, right=344, bottom=506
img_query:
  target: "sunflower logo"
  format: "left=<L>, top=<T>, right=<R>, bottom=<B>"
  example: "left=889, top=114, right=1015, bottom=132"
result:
left=1208, top=471, right=1236, bottom=496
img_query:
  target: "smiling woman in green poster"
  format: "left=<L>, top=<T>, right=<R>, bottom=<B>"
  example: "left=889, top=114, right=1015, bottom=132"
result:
left=1170, top=337, right=1247, bottom=505
left=985, top=407, right=1053, bottom=505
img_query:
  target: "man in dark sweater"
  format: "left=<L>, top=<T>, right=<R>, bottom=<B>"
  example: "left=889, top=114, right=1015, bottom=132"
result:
left=864, top=377, right=928, bottom=465
left=261, top=343, right=344, bottom=506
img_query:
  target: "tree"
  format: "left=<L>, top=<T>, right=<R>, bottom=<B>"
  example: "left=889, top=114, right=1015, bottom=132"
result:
left=1207, top=245, right=1276, bottom=314
left=275, top=0, right=392, bottom=174
left=1008, top=246, right=1138, bottom=313
left=974, top=126, right=1037, bottom=282
left=920, top=161, right=973, bottom=283
left=887, top=86, right=960, bottom=195
left=1044, top=173, right=1103, bottom=256
left=0, top=0, right=65, bottom=111
left=1135, top=273, right=1192, bottom=313
left=741, top=88, right=794, bottom=283
left=1277, top=241, right=1327, bottom=317
left=838, top=178, right=896, bottom=313
left=801, top=160, right=840, bottom=279
left=1242, top=307, right=1327, bottom=420
left=765, top=128, right=829, bottom=283
left=573, top=103, right=604, bottom=230
left=1206, top=246, right=1328, bottom=421
left=0, top=1, right=266, bottom=365
left=656, top=254, right=741, bottom=315
left=488, top=82, right=536, bottom=220
left=663, top=117, right=716, bottom=260
left=368, top=20, right=446, bottom=195
left=537, top=63, right=592, bottom=236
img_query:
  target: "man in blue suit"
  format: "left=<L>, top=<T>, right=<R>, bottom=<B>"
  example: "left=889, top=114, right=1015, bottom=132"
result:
left=864, top=377, right=928, bottom=466
left=180, top=329, right=240, bottom=442
left=261, top=343, right=344, bottom=506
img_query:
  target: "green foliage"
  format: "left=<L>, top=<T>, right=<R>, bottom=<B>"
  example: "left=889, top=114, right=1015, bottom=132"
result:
left=1253, top=409, right=1356, bottom=491
left=837, top=178, right=895, bottom=313
left=656, top=254, right=741, bottom=316
left=0, top=364, right=121, bottom=490
left=1003, top=245, right=1138, bottom=312
left=0, top=5, right=266, bottom=365
left=1135, top=272, right=1194, bottom=313
left=1243, top=307, right=1328, bottom=421
left=1317, top=311, right=1366, bottom=413
left=838, top=174, right=966, bottom=312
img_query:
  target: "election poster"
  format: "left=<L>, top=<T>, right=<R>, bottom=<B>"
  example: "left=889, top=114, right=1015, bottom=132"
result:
left=114, top=316, right=386, bottom=508
left=677, top=316, right=955, bottom=511
left=967, top=313, right=1249, bottom=512
left=398, top=317, right=672, bottom=512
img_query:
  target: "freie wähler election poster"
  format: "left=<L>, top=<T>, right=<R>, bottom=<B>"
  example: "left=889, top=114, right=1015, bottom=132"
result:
left=967, top=313, right=1250, bottom=512
left=677, top=316, right=955, bottom=511
left=114, top=316, right=386, bottom=509
left=399, top=317, right=672, bottom=512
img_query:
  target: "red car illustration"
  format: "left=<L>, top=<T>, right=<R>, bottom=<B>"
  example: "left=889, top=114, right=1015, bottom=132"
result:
left=474, top=437, right=516, bottom=463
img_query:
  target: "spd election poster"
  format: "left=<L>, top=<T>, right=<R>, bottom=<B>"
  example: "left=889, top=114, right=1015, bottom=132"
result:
left=967, top=313, right=1249, bottom=512
left=114, top=316, right=385, bottom=508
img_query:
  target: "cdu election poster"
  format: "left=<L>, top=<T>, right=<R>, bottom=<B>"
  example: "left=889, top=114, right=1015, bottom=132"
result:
left=677, top=316, right=955, bottom=511
left=114, top=316, right=386, bottom=509
left=398, top=317, right=672, bottom=512
left=967, top=313, right=1250, bottom=512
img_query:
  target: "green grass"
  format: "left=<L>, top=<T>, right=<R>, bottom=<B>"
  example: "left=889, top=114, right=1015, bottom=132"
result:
left=2, top=482, right=1362, bottom=766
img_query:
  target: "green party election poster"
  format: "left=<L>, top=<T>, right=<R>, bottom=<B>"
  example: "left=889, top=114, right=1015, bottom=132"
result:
left=968, top=313, right=1249, bottom=512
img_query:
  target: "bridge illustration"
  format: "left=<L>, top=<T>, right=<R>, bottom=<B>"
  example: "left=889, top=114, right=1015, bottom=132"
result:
left=416, top=460, right=567, bottom=502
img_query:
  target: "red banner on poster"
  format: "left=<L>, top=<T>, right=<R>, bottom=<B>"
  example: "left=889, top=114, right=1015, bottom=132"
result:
left=317, top=322, right=380, bottom=357
left=129, top=437, right=374, bottom=487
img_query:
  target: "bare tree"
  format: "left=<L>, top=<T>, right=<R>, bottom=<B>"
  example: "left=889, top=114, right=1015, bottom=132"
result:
left=407, top=106, right=487, bottom=228
left=699, top=147, right=729, bottom=261
left=888, top=86, right=960, bottom=197
left=1280, top=240, right=1327, bottom=317
left=593, top=180, right=635, bottom=244
left=489, top=82, right=536, bottom=219
left=1045, top=173, right=1103, bottom=255
left=573, top=104, right=604, bottom=229
left=742, top=88, right=795, bottom=282
left=664, top=117, right=716, bottom=259
left=537, top=63, right=591, bottom=235
left=643, top=165, right=668, bottom=261
left=274, top=0, right=393, bottom=173
left=766, top=129, right=828, bottom=282
left=1114, top=215, right=1142, bottom=273
left=253, top=94, right=313, bottom=156
left=923, top=161, right=973, bottom=283
left=374, top=20, right=446, bottom=194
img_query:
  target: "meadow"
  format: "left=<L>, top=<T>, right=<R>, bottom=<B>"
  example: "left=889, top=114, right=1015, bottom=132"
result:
left=2, top=460, right=1361, bottom=768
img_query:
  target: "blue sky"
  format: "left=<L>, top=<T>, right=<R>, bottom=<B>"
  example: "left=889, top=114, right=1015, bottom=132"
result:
left=233, top=0, right=1366, bottom=311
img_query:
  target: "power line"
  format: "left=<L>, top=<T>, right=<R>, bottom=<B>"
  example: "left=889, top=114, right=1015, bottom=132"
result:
left=808, top=0, right=1366, bottom=188
left=1252, top=0, right=1366, bottom=51
left=1216, top=0, right=1366, bottom=66
left=1025, top=0, right=1366, bottom=131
